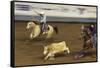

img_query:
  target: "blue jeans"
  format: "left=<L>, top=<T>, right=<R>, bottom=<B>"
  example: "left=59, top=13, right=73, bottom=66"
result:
left=40, top=23, right=46, bottom=33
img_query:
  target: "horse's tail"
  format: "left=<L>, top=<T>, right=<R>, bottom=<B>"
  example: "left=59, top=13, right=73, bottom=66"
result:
left=53, top=26, right=58, bottom=34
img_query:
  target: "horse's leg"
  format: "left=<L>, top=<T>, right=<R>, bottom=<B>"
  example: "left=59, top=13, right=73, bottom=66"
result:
left=29, top=33, right=38, bottom=39
left=46, top=30, right=53, bottom=39
left=30, top=33, right=34, bottom=39
left=46, top=34, right=52, bottom=39
left=30, top=27, right=40, bottom=39
left=45, top=25, right=53, bottom=39
left=30, top=33, right=39, bottom=39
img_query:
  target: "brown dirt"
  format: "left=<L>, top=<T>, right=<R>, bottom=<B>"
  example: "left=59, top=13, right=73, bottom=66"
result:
left=14, top=21, right=97, bottom=67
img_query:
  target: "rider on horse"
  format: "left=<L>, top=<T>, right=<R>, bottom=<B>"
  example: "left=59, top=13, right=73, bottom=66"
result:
left=39, top=11, right=47, bottom=34
left=34, top=10, right=47, bottom=34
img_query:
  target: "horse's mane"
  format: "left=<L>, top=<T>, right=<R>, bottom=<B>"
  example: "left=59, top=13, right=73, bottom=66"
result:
left=32, top=21, right=39, bottom=25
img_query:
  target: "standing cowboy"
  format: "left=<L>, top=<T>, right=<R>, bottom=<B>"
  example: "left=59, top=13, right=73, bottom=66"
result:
left=88, top=24, right=97, bottom=48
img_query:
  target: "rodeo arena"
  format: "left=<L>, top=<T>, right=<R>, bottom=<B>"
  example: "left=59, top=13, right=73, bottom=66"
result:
left=14, top=2, right=97, bottom=66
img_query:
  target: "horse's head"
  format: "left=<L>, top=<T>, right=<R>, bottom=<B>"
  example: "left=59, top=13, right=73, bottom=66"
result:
left=26, top=22, right=36, bottom=29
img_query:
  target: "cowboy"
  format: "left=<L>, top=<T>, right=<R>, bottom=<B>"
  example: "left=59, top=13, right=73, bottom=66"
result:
left=88, top=24, right=97, bottom=48
left=34, top=10, right=47, bottom=34
left=75, top=25, right=95, bottom=59
left=39, top=11, right=47, bottom=34
left=80, top=25, right=92, bottom=49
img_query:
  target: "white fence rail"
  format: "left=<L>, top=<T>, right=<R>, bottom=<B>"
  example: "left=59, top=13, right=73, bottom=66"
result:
left=14, top=2, right=97, bottom=22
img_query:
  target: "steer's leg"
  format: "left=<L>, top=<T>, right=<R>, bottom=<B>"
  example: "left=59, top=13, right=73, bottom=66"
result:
left=45, top=52, right=52, bottom=60
left=65, top=47, right=70, bottom=54
left=45, top=52, right=55, bottom=60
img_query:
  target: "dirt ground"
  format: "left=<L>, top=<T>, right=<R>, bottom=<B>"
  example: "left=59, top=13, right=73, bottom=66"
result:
left=14, top=21, right=97, bottom=67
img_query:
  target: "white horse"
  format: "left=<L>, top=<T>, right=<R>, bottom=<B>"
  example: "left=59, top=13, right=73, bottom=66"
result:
left=26, top=21, right=58, bottom=39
